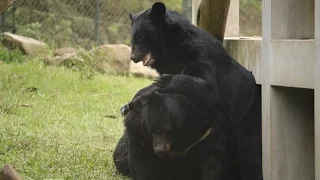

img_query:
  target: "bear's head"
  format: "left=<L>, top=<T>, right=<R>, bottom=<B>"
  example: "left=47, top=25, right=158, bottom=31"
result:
left=126, top=92, right=212, bottom=158
left=128, top=2, right=190, bottom=74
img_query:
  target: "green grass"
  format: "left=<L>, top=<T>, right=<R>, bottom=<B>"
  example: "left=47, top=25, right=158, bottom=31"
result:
left=0, top=52, right=152, bottom=179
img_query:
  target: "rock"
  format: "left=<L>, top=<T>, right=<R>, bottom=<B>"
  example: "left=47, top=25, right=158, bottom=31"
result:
left=91, top=44, right=131, bottom=74
left=45, top=47, right=80, bottom=66
left=129, top=61, right=159, bottom=78
left=0, top=164, right=22, bottom=180
left=43, top=52, right=78, bottom=66
left=53, top=47, right=78, bottom=56
left=45, top=44, right=158, bottom=78
left=2, top=32, right=50, bottom=57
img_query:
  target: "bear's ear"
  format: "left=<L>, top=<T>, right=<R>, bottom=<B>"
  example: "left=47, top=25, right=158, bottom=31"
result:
left=150, top=2, right=166, bottom=19
left=129, top=12, right=134, bottom=21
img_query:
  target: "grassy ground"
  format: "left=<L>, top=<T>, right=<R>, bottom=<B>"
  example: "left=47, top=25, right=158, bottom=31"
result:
left=0, top=50, right=151, bottom=179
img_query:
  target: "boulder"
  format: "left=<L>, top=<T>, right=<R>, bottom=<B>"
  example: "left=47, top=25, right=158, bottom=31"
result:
left=43, top=52, right=78, bottom=66
left=53, top=47, right=78, bottom=56
left=44, top=43, right=158, bottom=78
left=2, top=32, right=50, bottom=57
left=45, top=47, right=80, bottom=66
left=91, top=44, right=131, bottom=74
left=129, top=61, right=159, bottom=78
left=0, top=164, right=21, bottom=180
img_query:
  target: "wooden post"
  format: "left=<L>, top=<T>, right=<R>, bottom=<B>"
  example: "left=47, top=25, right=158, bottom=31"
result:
left=196, top=0, right=231, bottom=42
left=0, top=0, right=15, bottom=13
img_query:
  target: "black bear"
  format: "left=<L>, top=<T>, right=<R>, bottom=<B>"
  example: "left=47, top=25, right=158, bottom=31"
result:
left=115, top=86, right=224, bottom=180
left=113, top=85, right=159, bottom=177
left=114, top=2, right=262, bottom=180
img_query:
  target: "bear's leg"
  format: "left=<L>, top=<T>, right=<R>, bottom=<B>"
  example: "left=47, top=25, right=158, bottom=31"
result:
left=236, top=124, right=263, bottom=180
left=154, top=74, right=218, bottom=105
left=236, top=88, right=263, bottom=180
left=236, top=132, right=263, bottom=180
left=113, top=130, right=130, bottom=176
left=127, top=131, right=158, bottom=180
left=199, top=127, right=228, bottom=180
left=200, top=156, right=227, bottom=180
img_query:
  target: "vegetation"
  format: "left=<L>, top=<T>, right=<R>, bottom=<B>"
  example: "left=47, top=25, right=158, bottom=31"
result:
left=11, top=0, right=182, bottom=49
left=240, top=0, right=262, bottom=36
left=3, top=0, right=261, bottom=49
left=0, top=47, right=151, bottom=179
left=0, top=1, right=262, bottom=179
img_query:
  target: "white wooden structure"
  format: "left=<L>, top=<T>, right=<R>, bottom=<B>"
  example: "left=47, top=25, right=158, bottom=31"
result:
left=192, top=0, right=319, bottom=179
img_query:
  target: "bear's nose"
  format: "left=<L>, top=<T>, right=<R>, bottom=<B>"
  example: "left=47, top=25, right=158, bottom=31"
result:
left=130, top=54, right=136, bottom=61
left=153, top=140, right=171, bottom=158
left=154, top=147, right=167, bottom=157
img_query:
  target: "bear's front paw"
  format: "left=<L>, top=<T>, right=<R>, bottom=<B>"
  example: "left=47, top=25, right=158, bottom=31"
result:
left=153, top=74, right=173, bottom=88
left=120, top=104, right=130, bottom=117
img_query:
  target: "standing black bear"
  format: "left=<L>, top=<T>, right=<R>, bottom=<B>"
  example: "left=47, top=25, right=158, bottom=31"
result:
left=114, top=2, right=262, bottom=180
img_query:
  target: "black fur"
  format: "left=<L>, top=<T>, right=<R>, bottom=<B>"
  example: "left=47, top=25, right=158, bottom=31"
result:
left=116, top=85, right=224, bottom=180
left=114, top=2, right=262, bottom=180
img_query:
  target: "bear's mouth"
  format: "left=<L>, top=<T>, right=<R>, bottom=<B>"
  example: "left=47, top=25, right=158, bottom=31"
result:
left=142, top=53, right=155, bottom=67
left=152, top=135, right=171, bottom=158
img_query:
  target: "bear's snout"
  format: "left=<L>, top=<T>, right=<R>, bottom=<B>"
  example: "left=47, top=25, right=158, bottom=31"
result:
left=152, top=135, right=171, bottom=157
left=130, top=54, right=137, bottom=61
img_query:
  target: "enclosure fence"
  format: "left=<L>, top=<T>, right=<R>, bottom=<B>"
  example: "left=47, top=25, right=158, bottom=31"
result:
left=0, top=0, right=191, bottom=49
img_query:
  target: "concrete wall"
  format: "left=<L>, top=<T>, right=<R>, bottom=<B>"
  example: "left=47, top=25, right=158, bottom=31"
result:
left=262, top=0, right=316, bottom=179
left=193, top=0, right=319, bottom=179
left=270, top=40, right=315, bottom=89
left=271, top=0, right=314, bottom=39
left=315, top=0, right=320, bottom=179
left=223, top=37, right=261, bottom=84
left=269, top=87, right=314, bottom=180
left=224, top=2, right=318, bottom=179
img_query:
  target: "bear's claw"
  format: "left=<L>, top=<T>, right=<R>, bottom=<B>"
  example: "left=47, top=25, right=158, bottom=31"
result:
left=153, top=74, right=173, bottom=88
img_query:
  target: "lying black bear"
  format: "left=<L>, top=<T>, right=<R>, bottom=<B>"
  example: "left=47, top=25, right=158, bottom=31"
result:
left=115, top=85, right=224, bottom=180
left=114, top=2, right=262, bottom=180
left=113, top=85, right=159, bottom=177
